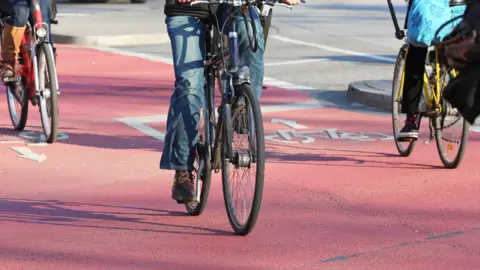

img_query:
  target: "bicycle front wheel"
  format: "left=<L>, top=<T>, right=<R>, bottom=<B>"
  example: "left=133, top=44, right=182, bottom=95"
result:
left=392, top=44, right=417, bottom=156
left=434, top=70, right=469, bottom=169
left=221, top=83, right=265, bottom=236
left=37, top=43, right=59, bottom=143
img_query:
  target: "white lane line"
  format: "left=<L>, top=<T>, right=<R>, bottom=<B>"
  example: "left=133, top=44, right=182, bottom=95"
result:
left=264, top=58, right=327, bottom=67
left=56, top=13, right=91, bottom=17
left=470, top=126, right=480, bottom=133
left=90, top=46, right=318, bottom=92
left=269, top=34, right=397, bottom=64
left=261, top=100, right=323, bottom=113
left=0, top=141, right=24, bottom=144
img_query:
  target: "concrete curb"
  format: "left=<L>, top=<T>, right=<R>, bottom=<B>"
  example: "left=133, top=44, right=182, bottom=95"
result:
left=346, top=80, right=392, bottom=111
left=52, top=33, right=170, bottom=46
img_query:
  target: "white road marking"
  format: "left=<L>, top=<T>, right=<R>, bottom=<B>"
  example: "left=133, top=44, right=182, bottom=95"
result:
left=113, top=115, right=168, bottom=142
left=90, top=46, right=319, bottom=92
left=269, top=34, right=397, bottom=64
left=0, top=141, right=24, bottom=144
left=264, top=58, right=327, bottom=67
left=56, top=13, right=91, bottom=17
left=271, top=119, right=308, bottom=129
left=469, top=126, right=480, bottom=132
left=261, top=101, right=324, bottom=113
left=114, top=101, right=323, bottom=142
left=10, top=147, right=47, bottom=162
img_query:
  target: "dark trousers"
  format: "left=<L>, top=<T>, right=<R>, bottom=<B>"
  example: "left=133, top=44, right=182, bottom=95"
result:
left=401, top=44, right=428, bottom=114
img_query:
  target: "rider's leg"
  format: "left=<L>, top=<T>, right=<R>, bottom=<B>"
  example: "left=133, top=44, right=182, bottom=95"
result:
left=398, top=43, right=427, bottom=139
left=160, top=15, right=205, bottom=202
left=1, top=0, right=29, bottom=81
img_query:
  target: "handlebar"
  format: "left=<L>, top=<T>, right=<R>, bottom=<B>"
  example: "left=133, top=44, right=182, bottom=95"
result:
left=432, top=15, right=470, bottom=47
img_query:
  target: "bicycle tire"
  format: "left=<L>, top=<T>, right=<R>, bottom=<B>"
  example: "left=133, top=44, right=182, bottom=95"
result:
left=392, top=43, right=417, bottom=156
left=6, top=79, right=29, bottom=131
left=185, top=106, right=213, bottom=216
left=37, top=43, right=59, bottom=143
left=221, top=83, right=264, bottom=236
left=2, top=24, right=29, bottom=131
left=434, top=70, right=469, bottom=169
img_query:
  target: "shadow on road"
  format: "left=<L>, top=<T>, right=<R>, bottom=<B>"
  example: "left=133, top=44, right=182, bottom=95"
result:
left=0, top=198, right=234, bottom=236
left=265, top=145, right=444, bottom=170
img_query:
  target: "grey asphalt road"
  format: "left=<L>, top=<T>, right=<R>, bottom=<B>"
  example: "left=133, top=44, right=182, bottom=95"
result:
left=56, top=0, right=409, bottom=111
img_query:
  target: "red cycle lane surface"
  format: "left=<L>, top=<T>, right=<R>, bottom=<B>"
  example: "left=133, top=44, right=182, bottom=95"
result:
left=1, top=45, right=480, bottom=269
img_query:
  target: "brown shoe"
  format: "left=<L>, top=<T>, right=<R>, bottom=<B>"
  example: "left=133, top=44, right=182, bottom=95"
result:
left=1, top=62, right=15, bottom=81
left=171, top=171, right=196, bottom=203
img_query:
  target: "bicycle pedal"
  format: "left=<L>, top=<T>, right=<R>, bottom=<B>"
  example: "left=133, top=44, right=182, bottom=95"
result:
left=176, top=200, right=195, bottom=204
left=2, top=76, right=19, bottom=83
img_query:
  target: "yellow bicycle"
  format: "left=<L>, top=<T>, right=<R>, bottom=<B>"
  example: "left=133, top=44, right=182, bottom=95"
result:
left=388, top=0, right=469, bottom=168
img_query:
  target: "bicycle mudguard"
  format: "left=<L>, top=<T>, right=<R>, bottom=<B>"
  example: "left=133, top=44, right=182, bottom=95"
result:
left=443, top=66, right=480, bottom=124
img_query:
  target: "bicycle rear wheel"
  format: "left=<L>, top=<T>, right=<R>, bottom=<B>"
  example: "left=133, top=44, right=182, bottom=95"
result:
left=434, top=70, right=469, bottom=169
left=1, top=23, right=29, bottom=131
left=37, top=42, right=59, bottom=143
left=392, top=44, right=417, bottom=156
left=221, top=83, right=264, bottom=236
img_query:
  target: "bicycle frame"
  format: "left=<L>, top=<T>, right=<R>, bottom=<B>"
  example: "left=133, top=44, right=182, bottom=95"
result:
left=18, top=0, right=51, bottom=100
left=388, top=0, right=459, bottom=114
left=203, top=10, right=254, bottom=169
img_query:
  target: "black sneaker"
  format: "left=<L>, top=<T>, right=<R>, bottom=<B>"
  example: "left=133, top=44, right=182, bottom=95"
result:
left=171, top=171, right=196, bottom=203
left=397, top=114, right=419, bottom=141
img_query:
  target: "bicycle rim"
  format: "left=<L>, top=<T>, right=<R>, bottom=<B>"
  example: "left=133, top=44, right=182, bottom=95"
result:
left=38, top=43, right=59, bottom=143
left=392, top=44, right=416, bottom=156
left=221, top=83, right=264, bottom=236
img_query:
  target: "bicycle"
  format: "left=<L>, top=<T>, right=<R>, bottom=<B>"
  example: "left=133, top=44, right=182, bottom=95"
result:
left=387, top=0, right=469, bottom=169
left=173, top=0, right=273, bottom=236
left=1, top=0, right=60, bottom=143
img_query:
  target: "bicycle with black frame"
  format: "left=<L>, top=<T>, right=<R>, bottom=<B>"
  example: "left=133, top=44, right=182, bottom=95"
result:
left=180, top=0, right=302, bottom=235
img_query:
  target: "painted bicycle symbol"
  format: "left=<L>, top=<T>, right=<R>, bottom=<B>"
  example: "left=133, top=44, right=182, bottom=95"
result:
left=265, top=119, right=393, bottom=144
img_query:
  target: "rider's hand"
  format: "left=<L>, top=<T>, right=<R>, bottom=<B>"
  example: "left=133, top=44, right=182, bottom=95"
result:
left=280, top=0, right=302, bottom=5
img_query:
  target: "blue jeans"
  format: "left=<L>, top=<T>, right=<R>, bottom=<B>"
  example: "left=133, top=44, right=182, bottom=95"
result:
left=160, top=6, right=265, bottom=171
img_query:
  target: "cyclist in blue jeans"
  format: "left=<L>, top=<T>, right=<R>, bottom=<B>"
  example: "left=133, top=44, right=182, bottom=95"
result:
left=0, top=0, right=54, bottom=81
left=161, top=0, right=300, bottom=202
